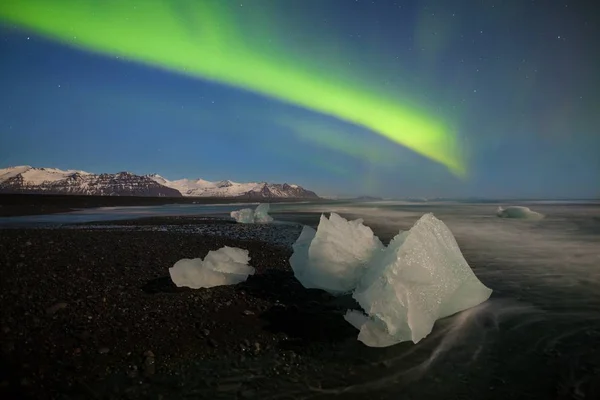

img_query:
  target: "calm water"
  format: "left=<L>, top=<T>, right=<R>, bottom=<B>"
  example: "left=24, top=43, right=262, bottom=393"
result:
left=2, top=200, right=600, bottom=398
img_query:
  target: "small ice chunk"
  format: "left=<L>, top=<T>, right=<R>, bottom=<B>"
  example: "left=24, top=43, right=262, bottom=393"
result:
left=230, top=208, right=255, bottom=223
left=230, top=203, right=273, bottom=224
left=254, top=203, right=274, bottom=223
left=351, top=213, right=492, bottom=346
left=496, top=206, right=544, bottom=220
left=344, top=310, right=400, bottom=347
left=289, top=213, right=384, bottom=295
left=169, top=246, right=254, bottom=289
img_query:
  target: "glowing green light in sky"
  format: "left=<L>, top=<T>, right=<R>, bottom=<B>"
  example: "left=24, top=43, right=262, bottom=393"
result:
left=275, top=116, right=406, bottom=169
left=0, top=0, right=465, bottom=175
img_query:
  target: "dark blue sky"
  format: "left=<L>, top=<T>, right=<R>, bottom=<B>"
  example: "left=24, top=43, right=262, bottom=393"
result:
left=1, top=0, right=599, bottom=198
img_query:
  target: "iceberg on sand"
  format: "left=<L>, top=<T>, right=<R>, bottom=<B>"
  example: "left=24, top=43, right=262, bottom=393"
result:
left=289, top=213, right=384, bottom=295
left=349, top=213, right=493, bottom=346
left=290, top=212, right=492, bottom=347
left=231, top=203, right=274, bottom=224
left=253, top=203, right=274, bottom=223
left=230, top=208, right=255, bottom=224
left=169, top=246, right=255, bottom=289
left=496, top=206, right=544, bottom=220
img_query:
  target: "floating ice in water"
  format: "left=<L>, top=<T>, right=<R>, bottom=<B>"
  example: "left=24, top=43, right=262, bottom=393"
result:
left=290, top=212, right=492, bottom=347
left=169, top=246, right=255, bottom=289
left=349, top=213, right=492, bottom=346
left=289, top=213, right=384, bottom=295
left=496, top=206, right=544, bottom=220
left=230, top=203, right=273, bottom=224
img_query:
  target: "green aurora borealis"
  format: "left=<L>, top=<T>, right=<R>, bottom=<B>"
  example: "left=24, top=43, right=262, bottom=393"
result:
left=0, top=0, right=465, bottom=176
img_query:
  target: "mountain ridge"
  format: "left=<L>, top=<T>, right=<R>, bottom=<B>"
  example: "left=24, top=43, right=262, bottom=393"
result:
left=0, top=166, right=319, bottom=199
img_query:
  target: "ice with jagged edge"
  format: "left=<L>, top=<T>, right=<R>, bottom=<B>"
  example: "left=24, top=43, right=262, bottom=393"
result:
left=289, top=212, right=492, bottom=347
left=230, top=203, right=273, bottom=224
left=289, top=213, right=384, bottom=295
left=230, top=208, right=255, bottom=223
left=254, top=203, right=274, bottom=223
left=169, top=246, right=255, bottom=289
left=348, top=213, right=492, bottom=346
left=496, top=206, right=544, bottom=220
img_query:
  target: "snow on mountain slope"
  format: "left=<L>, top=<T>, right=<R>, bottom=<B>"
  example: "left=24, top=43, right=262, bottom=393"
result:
left=174, top=179, right=264, bottom=197
left=146, top=175, right=319, bottom=198
left=0, top=167, right=181, bottom=197
left=0, top=167, right=320, bottom=198
left=0, top=165, right=91, bottom=185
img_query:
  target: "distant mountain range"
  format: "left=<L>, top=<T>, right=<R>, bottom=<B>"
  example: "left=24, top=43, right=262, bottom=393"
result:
left=146, top=174, right=318, bottom=199
left=0, top=166, right=320, bottom=199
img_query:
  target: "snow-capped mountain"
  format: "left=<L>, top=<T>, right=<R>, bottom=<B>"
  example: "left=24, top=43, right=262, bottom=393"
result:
left=0, top=166, right=319, bottom=198
left=146, top=174, right=319, bottom=199
left=0, top=166, right=182, bottom=197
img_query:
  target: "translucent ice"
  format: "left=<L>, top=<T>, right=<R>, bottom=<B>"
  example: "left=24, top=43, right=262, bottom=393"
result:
left=230, top=203, right=273, bottom=223
left=496, top=206, right=544, bottom=220
left=169, top=246, right=255, bottom=289
left=289, top=213, right=384, bottom=295
left=349, top=213, right=492, bottom=346
left=254, top=203, right=274, bottom=223
left=344, top=309, right=401, bottom=347
left=230, top=208, right=255, bottom=223
left=289, top=212, right=492, bottom=347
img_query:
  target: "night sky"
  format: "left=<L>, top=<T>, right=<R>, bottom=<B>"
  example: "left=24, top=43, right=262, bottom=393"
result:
left=1, top=0, right=599, bottom=199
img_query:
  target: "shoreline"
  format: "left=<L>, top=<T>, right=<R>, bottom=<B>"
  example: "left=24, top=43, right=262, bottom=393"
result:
left=0, top=194, right=325, bottom=217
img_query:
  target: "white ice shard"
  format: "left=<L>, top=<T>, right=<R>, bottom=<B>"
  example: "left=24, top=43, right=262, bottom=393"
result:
left=254, top=203, right=274, bottom=223
left=230, top=208, right=255, bottom=223
left=289, top=213, right=384, bottom=295
left=344, top=310, right=401, bottom=347
left=230, top=203, right=273, bottom=224
left=348, top=213, right=492, bottom=346
left=169, top=246, right=255, bottom=289
left=496, top=206, right=544, bottom=220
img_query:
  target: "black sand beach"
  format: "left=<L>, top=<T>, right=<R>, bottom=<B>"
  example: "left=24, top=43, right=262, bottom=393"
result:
left=0, top=217, right=374, bottom=400
left=2, top=213, right=599, bottom=400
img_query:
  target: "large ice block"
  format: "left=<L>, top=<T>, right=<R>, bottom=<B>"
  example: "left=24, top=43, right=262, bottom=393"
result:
left=289, top=213, right=384, bottom=295
left=349, top=213, right=492, bottom=346
left=169, top=246, right=255, bottom=289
